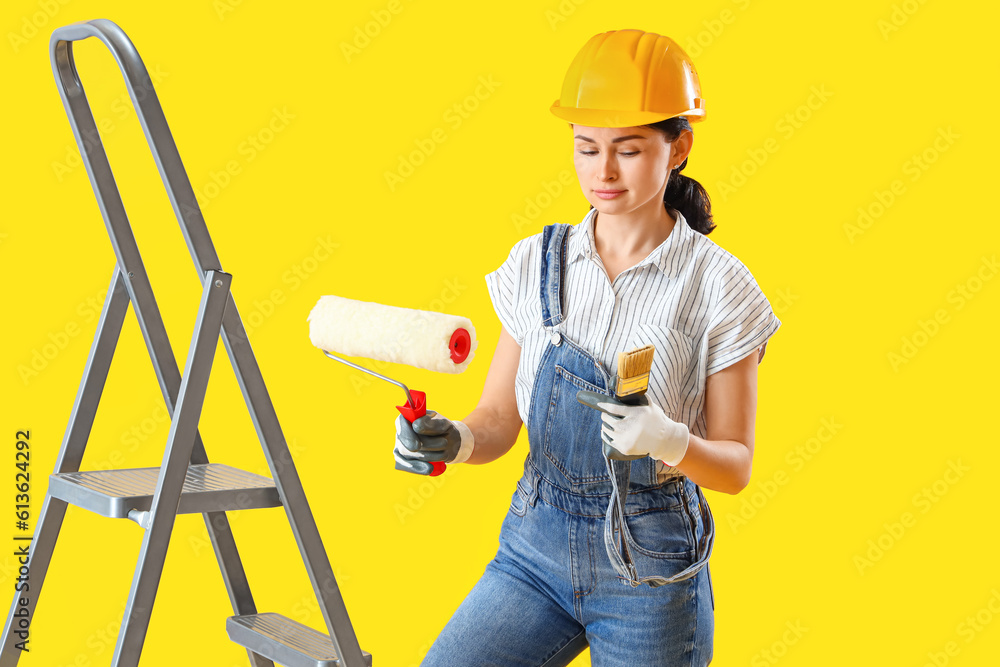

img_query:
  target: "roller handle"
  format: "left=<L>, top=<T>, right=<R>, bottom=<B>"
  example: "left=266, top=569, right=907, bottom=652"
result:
left=395, top=390, right=447, bottom=476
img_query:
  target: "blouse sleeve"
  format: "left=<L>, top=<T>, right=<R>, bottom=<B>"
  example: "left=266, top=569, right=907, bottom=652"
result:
left=484, top=239, right=528, bottom=346
left=705, top=260, right=782, bottom=376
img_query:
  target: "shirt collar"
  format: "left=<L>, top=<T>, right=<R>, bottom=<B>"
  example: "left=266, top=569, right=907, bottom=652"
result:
left=568, top=207, right=694, bottom=279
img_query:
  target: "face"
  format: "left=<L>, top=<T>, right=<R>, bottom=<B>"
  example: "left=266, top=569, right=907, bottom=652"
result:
left=572, top=124, right=692, bottom=220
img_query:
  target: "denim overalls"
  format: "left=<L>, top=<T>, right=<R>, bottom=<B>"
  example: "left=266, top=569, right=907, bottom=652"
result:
left=422, top=224, right=716, bottom=666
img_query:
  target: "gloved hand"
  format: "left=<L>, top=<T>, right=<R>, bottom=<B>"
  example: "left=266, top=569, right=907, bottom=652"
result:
left=577, top=390, right=689, bottom=466
left=393, top=411, right=475, bottom=476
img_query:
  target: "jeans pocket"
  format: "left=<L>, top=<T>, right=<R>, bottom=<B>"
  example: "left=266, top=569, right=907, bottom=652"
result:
left=509, top=480, right=530, bottom=517
left=612, top=507, right=699, bottom=586
left=622, top=506, right=696, bottom=560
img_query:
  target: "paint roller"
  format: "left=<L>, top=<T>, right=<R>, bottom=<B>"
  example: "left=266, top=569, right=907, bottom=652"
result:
left=307, top=294, right=477, bottom=475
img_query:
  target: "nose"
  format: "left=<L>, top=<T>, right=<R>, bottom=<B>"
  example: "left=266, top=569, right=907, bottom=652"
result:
left=597, top=152, right=618, bottom=182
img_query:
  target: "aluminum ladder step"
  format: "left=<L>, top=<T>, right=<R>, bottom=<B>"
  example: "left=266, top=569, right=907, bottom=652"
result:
left=48, top=463, right=281, bottom=518
left=227, top=613, right=373, bottom=667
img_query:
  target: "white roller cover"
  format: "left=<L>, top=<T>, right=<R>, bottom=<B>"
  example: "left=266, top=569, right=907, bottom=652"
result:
left=308, top=295, right=477, bottom=374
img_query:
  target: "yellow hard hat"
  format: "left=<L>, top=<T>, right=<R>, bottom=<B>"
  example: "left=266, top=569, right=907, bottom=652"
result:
left=550, top=29, right=706, bottom=128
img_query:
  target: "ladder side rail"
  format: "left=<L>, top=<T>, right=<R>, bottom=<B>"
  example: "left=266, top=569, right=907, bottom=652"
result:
left=222, top=308, right=368, bottom=667
left=50, top=25, right=271, bottom=665
left=112, top=271, right=231, bottom=667
left=0, top=269, right=129, bottom=666
left=204, top=516, right=274, bottom=667
left=50, top=19, right=363, bottom=665
left=50, top=24, right=204, bottom=404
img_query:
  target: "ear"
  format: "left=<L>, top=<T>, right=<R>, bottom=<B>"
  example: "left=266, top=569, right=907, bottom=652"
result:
left=672, top=128, right=694, bottom=165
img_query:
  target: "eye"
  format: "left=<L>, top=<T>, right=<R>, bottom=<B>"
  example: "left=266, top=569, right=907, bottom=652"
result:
left=576, top=150, right=640, bottom=156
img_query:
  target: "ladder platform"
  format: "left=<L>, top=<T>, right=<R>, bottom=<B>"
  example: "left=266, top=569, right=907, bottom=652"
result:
left=49, top=463, right=281, bottom=518
left=227, top=613, right=373, bottom=667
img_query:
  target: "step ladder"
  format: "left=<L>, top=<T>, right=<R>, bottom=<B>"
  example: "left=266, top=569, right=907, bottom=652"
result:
left=1, top=19, right=371, bottom=667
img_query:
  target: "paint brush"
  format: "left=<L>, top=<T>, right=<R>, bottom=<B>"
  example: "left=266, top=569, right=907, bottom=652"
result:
left=613, top=344, right=655, bottom=405
left=605, top=344, right=656, bottom=461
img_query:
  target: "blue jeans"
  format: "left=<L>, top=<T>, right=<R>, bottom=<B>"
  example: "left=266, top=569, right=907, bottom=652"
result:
left=422, top=224, right=714, bottom=665
left=420, top=471, right=714, bottom=666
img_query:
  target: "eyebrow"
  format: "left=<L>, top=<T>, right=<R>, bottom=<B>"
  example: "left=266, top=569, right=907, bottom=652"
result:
left=573, top=134, right=648, bottom=143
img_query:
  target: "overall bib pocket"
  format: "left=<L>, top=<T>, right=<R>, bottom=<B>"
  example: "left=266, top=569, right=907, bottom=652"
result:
left=542, top=364, right=609, bottom=485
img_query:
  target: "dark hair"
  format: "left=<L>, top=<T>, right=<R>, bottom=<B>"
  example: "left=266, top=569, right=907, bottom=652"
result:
left=644, top=115, right=715, bottom=235
left=576, top=115, right=716, bottom=235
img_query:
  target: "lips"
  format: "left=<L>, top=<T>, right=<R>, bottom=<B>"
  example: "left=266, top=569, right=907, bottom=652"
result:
left=595, top=189, right=625, bottom=199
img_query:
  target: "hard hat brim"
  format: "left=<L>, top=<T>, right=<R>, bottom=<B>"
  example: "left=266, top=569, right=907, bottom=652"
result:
left=550, top=100, right=705, bottom=128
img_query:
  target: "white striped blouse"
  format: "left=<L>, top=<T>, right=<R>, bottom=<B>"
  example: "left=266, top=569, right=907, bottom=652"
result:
left=485, top=207, right=782, bottom=481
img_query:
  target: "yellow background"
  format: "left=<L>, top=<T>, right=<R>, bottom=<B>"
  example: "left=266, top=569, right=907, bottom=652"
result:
left=1, top=0, right=997, bottom=665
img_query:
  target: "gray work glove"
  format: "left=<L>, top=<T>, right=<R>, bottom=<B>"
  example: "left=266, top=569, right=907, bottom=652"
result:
left=393, top=411, right=475, bottom=476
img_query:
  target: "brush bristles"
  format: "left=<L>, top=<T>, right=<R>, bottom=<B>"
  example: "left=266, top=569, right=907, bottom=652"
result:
left=618, top=344, right=655, bottom=379
left=616, top=344, right=655, bottom=398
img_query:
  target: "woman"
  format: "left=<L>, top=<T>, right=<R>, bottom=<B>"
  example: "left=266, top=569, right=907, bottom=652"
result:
left=393, top=29, right=781, bottom=666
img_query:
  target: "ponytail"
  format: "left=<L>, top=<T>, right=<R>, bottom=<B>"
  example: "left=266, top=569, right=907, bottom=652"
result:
left=647, top=116, right=716, bottom=235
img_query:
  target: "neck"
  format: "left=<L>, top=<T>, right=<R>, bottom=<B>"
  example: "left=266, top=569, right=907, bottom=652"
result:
left=593, top=203, right=676, bottom=259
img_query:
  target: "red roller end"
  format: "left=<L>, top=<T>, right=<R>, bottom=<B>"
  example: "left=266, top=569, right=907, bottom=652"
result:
left=429, top=462, right=447, bottom=476
left=450, top=328, right=472, bottom=364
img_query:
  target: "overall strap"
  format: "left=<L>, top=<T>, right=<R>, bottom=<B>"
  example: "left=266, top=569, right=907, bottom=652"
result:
left=540, top=223, right=573, bottom=328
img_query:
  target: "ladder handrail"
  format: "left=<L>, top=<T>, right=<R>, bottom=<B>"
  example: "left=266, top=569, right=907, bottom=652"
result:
left=50, top=18, right=223, bottom=274
left=35, top=19, right=366, bottom=667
